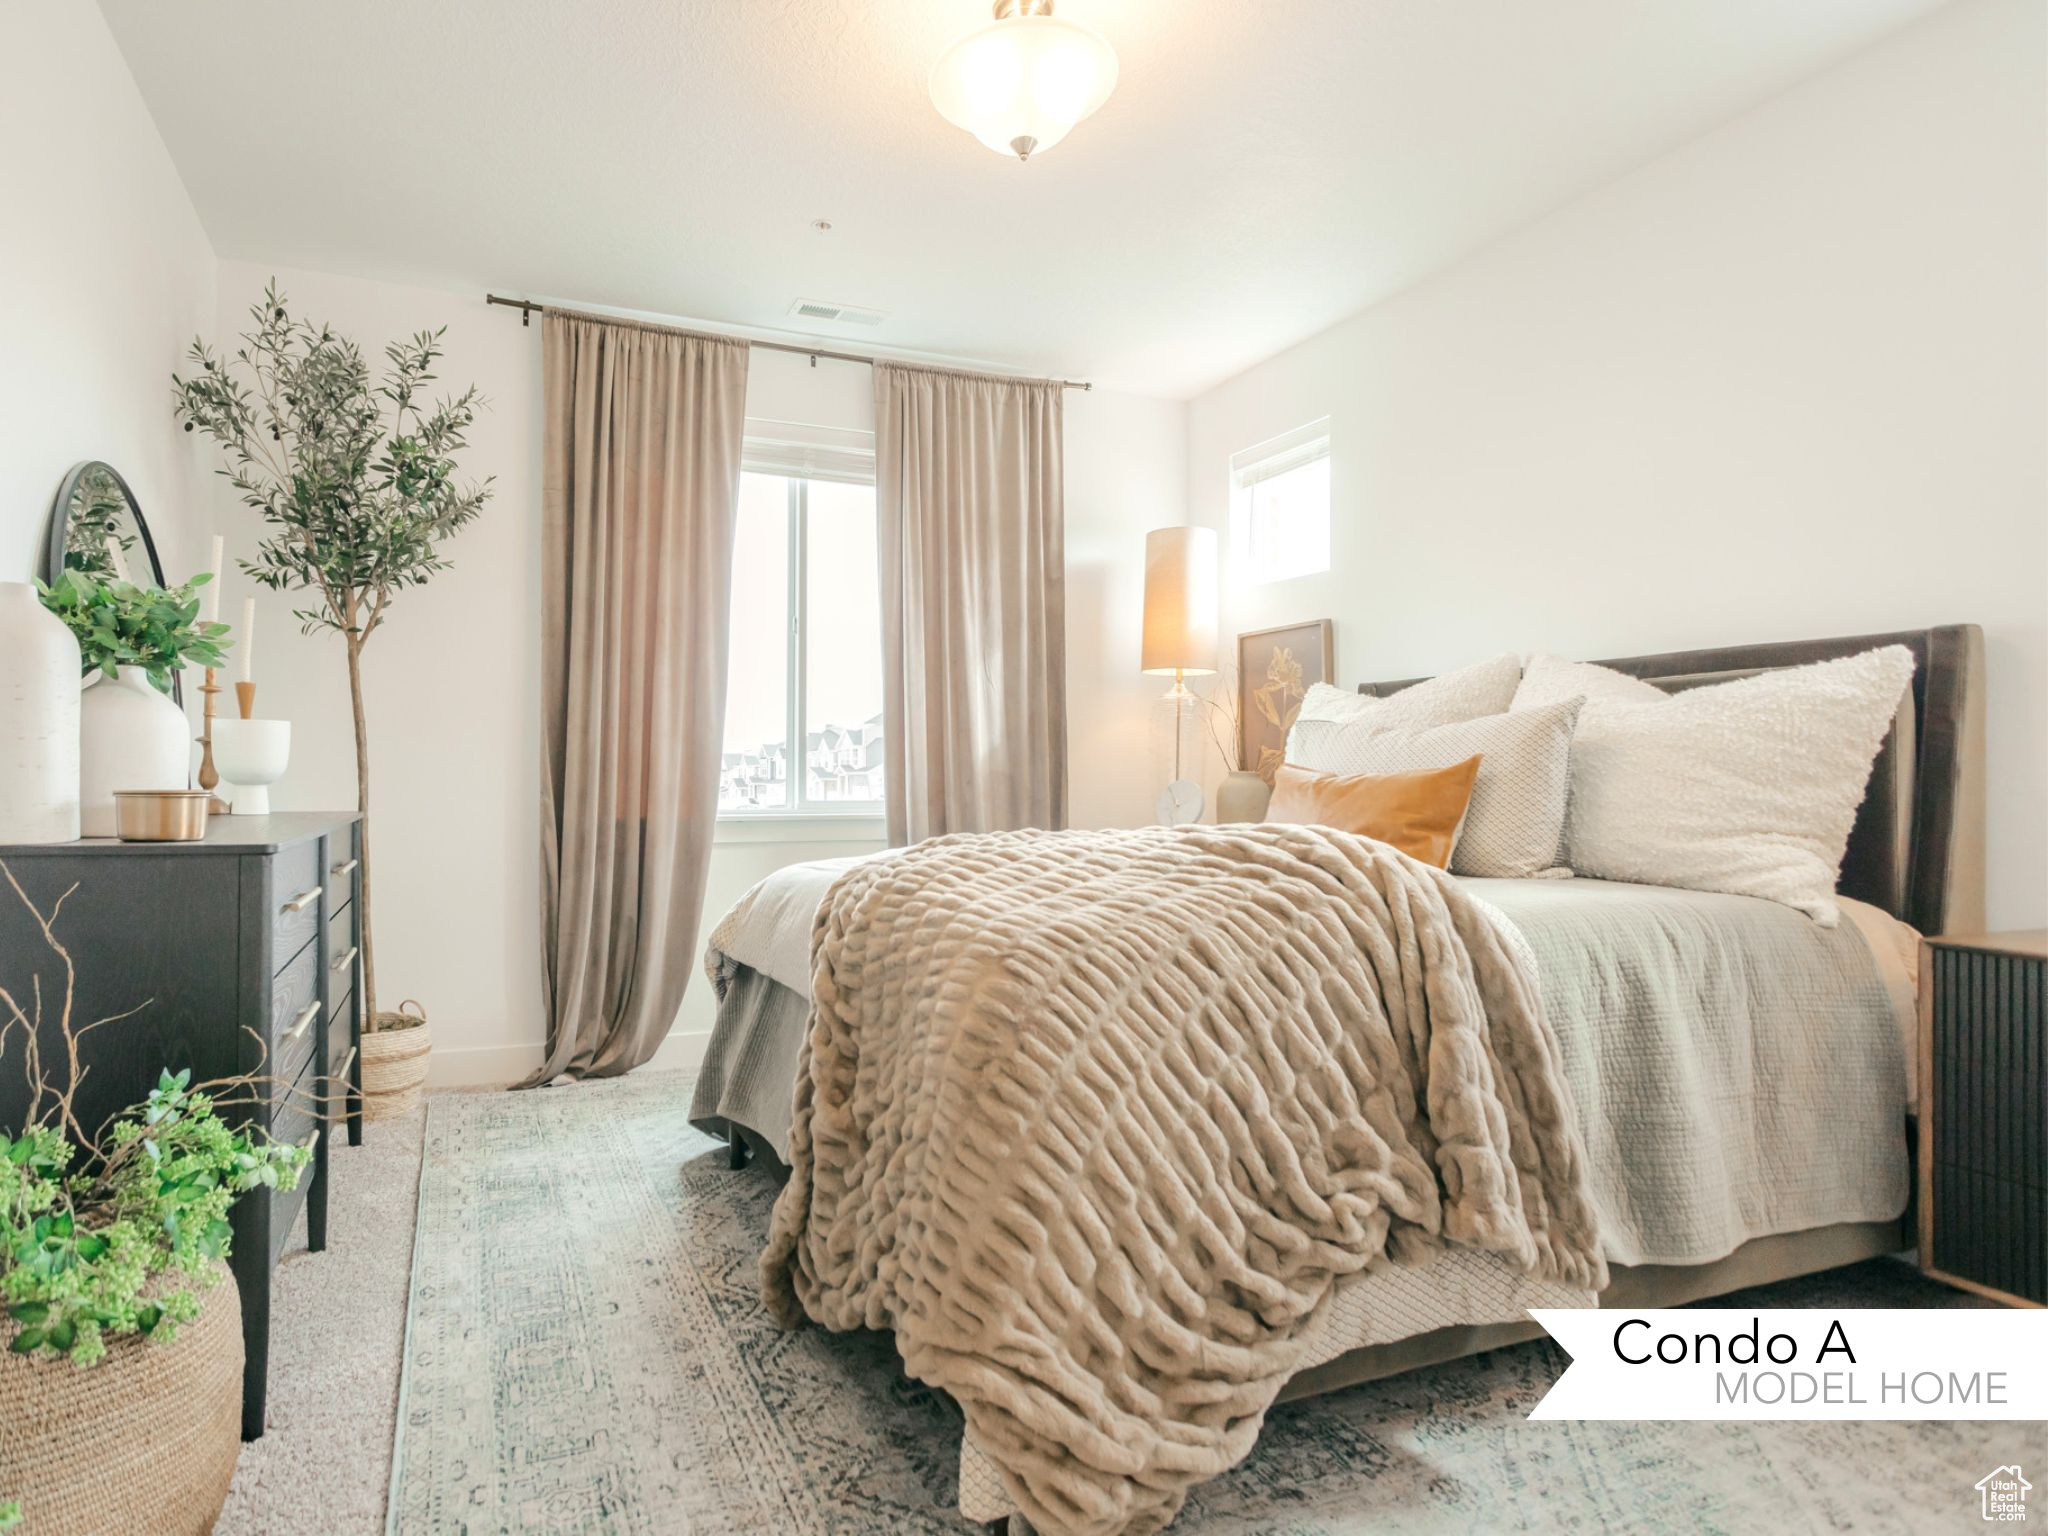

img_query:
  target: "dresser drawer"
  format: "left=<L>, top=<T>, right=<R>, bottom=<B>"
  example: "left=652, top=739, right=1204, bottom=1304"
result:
left=267, top=1057, right=319, bottom=1267
left=322, top=1011, right=357, bottom=1129
left=270, top=944, right=322, bottom=1086
left=271, top=841, right=326, bottom=971
left=326, top=838, right=360, bottom=917
left=327, top=906, right=360, bottom=1006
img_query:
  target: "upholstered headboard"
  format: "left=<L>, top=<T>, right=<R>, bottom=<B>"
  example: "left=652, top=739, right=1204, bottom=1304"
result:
left=1356, top=626, right=1984, bottom=935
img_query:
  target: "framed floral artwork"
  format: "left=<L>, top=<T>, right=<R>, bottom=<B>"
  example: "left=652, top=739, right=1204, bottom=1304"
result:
left=1237, top=620, right=1334, bottom=785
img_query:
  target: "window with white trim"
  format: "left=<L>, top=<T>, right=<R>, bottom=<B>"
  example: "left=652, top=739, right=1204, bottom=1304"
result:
left=718, top=422, right=884, bottom=817
left=1230, top=418, right=1331, bottom=584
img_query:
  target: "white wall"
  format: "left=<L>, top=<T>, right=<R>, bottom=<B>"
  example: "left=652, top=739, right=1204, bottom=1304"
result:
left=209, top=264, right=1182, bottom=1082
left=1187, top=0, right=2047, bottom=929
left=1065, top=390, right=1191, bottom=829
left=0, top=0, right=215, bottom=591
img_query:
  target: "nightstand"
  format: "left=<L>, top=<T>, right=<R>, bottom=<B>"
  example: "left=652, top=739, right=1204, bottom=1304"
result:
left=1918, top=929, right=2047, bottom=1307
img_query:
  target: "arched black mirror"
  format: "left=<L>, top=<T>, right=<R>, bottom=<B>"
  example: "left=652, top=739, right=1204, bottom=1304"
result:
left=41, top=461, right=183, bottom=706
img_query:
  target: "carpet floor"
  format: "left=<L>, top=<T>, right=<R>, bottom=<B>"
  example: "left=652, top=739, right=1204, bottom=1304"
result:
left=224, top=1074, right=2040, bottom=1535
left=216, top=1104, right=423, bottom=1536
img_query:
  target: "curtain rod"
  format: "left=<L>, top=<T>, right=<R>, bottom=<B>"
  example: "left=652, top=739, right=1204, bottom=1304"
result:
left=484, top=294, right=1092, bottom=391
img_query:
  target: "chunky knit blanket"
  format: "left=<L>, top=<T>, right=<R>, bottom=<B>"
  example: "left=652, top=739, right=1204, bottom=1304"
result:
left=760, top=825, right=1606, bottom=1536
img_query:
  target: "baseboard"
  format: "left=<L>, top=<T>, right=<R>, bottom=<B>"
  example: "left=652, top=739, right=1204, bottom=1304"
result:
left=424, top=1041, right=544, bottom=1089
left=649, top=1029, right=712, bottom=1074
left=423, top=1031, right=712, bottom=1089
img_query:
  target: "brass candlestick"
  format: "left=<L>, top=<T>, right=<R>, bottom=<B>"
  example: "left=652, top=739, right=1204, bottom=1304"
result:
left=195, top=668, right=231, bottom=815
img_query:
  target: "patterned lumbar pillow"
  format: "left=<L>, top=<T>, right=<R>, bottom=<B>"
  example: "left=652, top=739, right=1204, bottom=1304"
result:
left=1286, top=697, right=1584, bottom=878
left=1292, top=652, right=1522, bottom=733
left=1512, top=646, right=1916, bottom=924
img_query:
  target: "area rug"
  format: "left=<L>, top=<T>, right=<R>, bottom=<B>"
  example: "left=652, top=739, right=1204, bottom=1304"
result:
left=387, top=1072, right=2037, bottom=1535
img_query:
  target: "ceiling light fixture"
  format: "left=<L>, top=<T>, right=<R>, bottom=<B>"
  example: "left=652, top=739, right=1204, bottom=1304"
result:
left=928, top=0, right=1118, bottom=163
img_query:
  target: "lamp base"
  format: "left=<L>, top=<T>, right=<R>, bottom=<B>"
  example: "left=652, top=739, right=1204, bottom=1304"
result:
left=1155, top=778, right=1203, bottom=826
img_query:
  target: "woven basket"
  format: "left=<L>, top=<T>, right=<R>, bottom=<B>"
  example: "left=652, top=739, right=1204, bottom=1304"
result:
left=0, top=1261, right=241, bottom=1536
left=362, top=998, right=431, bottom=1121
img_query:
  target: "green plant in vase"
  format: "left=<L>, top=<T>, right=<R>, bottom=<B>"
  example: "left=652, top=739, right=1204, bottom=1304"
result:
left=172, top=279, right=493, bottom=1033
left=34, top=568, right=231, bottom=694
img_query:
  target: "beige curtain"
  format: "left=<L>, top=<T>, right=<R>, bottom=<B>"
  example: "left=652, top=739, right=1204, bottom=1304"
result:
left=875, top=362, right=1067, bottom=845
left=535, top=312, right=749, bottom=1081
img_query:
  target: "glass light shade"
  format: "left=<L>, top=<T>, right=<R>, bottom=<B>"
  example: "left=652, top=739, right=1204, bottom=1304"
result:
left=929, top=13, right=1119, bottom=161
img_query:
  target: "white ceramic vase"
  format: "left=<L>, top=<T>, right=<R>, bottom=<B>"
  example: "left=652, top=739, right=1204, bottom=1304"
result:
left=0, top=581, right=81, bottom=842
left=78, top=667, right=190, bottom=837
left=212, top=718, right=291, bottom=815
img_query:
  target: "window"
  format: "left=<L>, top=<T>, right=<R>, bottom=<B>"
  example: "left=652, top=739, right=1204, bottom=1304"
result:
left=719, top=424, right=884, bottom=817
left=1230, top=418, right=1331, bottom=584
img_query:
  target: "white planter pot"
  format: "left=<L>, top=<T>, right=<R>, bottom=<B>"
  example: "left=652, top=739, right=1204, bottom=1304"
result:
left=0, top=582, right=81, bottom=842
left=212, top=718, right=291, bottom=815
left=79, top=667, right=190, bottom=837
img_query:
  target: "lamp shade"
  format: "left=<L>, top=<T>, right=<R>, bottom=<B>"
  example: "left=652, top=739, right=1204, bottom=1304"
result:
left=929, top=7, right=1119, bottom=162
left=1141, top=526, right=1219, bottom=676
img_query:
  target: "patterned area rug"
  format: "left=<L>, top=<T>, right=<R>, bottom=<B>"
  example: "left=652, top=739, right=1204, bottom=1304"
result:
left=388, top=1073, right=2036, bottom=1535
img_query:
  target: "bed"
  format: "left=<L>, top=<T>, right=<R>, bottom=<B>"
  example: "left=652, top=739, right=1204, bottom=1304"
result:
left=689, top=625, right=1983, bottom=1535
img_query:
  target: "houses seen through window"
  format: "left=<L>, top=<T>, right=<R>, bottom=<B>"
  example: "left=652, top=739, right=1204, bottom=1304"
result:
left=719, top=470, right=884, bottom=815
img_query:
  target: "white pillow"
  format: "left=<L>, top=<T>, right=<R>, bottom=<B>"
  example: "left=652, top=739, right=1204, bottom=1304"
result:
left=1291, top=652, right=1521, bottom=735
left=1516, top=646, right=1915, bottom=924
left=1512, top=652, right=1666, bottom=716
left=1286, top=697, right=1584, bottom=878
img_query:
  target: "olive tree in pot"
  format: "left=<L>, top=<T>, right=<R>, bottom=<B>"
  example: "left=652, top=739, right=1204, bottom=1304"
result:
left=172, top=282, right=493, bottom=1112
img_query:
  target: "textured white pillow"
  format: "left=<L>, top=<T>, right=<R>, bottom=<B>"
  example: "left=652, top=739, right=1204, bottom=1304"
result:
left=1286, top=697, right=1584, bottom=878
left=1291, top=653, right=1521, bottom=733
left=1513, top=652, right=1667, bottom=716
left=1520, top=646, right=1916, bottom=924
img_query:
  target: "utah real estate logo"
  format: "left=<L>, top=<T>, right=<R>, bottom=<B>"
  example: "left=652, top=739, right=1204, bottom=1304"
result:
left=1977, top=1465, right=2030, bottom=1523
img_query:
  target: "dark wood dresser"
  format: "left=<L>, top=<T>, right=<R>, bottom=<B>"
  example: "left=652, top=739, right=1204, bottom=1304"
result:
left=1919, top=929, right=2047, bottom=1308
left=0, top=813, right=364, bottom=1438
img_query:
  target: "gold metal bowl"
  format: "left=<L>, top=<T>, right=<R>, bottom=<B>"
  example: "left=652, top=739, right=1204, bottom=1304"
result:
left=112, top=790, right=212, bottom=842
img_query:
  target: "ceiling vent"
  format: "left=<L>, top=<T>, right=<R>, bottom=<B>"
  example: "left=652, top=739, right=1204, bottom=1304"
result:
left=789, top=298, right=887, bottom=327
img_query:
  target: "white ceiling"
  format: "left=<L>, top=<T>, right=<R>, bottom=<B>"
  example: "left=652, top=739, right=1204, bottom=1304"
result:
left=100, top=0, right=1949, bottom=398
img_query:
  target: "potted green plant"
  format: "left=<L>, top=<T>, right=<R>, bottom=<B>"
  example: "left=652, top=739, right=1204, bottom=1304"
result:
left=35, top=569, right=232, bottom=838
left=0, top=862, right=309, bottom=1534
left=173, top=281, right=492, bottom=1112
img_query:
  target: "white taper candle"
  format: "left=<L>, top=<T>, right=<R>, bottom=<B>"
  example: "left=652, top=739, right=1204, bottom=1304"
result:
left=240, top=596, right=257, bottom=682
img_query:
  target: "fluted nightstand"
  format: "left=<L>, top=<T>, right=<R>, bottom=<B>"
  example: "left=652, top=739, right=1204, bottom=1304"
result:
left=1918, top=929, right=2047, bottom=1307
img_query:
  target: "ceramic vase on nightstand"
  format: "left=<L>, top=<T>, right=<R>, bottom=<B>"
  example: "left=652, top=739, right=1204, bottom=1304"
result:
left=0, top=581, right=81, bottom=842
left=78, top=667, right=190, bottom=837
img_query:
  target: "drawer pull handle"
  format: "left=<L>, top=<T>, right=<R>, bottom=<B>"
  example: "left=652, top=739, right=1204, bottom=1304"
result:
left=332, top=945, right=359, bottom=973
left=331, top=858, right=360, bottom=877
left=283, top=1002, right=319, bottom=1044
left=282, top=886, right=321, bottom=914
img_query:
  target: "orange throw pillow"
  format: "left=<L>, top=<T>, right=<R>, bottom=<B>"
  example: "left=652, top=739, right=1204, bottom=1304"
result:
left=1265, top=756, right=1483, bottom=869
